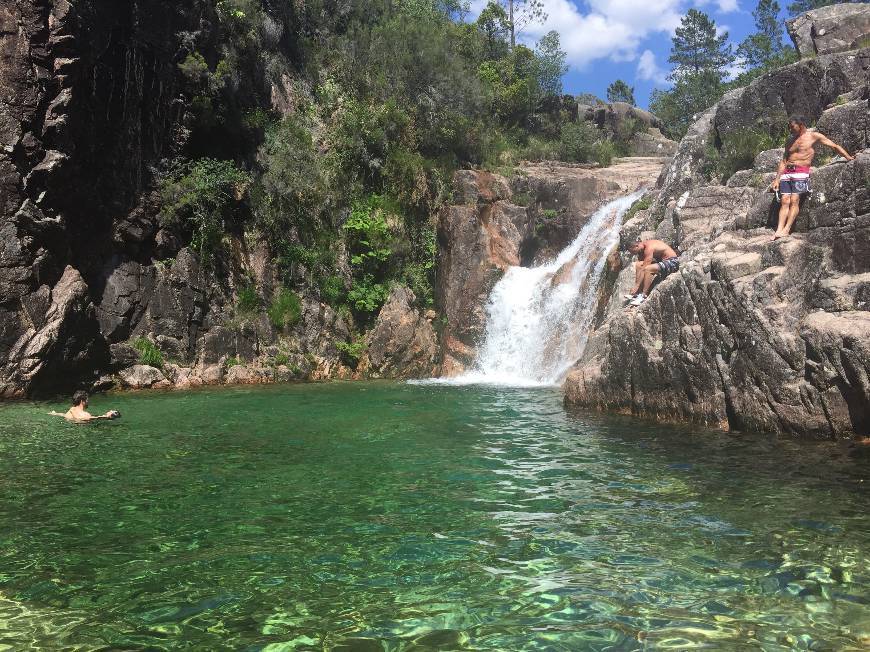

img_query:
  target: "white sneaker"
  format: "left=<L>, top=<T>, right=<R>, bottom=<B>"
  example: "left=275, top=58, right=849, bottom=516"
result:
left=623, top=292, right=638, bottom=300
left=629, top=293, right=646, bottom=307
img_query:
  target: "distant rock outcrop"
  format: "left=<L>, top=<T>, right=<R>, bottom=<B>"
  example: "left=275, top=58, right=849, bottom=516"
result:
left=787, top=3, right=870, bottom=58
left=564, top=38, right=870, bottom=439
left=580, top=101, right=679, bottom=157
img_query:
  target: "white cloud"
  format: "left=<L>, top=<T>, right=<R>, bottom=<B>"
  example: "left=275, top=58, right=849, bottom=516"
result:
left=466, top=1, right=737, bottom=71
left=637, top=50, right=670, bottom=85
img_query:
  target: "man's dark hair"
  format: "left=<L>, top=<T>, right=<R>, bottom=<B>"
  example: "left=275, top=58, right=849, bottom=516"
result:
left=789, top=115, right=807, bottom=126
left=72, top=390, right=88, bottom=406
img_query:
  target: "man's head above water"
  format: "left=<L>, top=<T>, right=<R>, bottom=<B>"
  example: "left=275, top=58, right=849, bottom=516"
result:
left=72, top=390, right=89, bottom=407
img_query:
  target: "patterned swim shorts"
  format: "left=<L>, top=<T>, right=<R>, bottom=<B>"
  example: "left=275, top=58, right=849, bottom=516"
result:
left=780, top=165, right=811, bottom=195
left=657, top=257, right=680, bottom=278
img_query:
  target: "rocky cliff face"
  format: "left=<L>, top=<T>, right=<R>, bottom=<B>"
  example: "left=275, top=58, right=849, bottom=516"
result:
left=565, top=40, right=870, bottom=439
left=437, top=158, right=667, bottom=376
left=1, top=0, right=202, bottom=395
left=1, top=0, right=419, bottom=395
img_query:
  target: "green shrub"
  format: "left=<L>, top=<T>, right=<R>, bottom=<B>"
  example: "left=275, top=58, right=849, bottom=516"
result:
left=347, top=275, right=390, bottom=315
left=253, top=116, right=326, bottom=245
left=178, top=52, right=209, bottom=81
left=132, top=337, right=164, bottom=369
left=541, top=208, right=559, bottom=220
left=595, top=139, right=615, bottom=168
left=512, top=192, right=532, bottom=207
left=625, top=195, right=652, bottom=222
left=225, top=356, right=242, bottom=368
left=235, top=284, right=260, bottom=315
left=158, top=158, right=250, bottom=265
left=273, top=353, right=289, bottom=367
left=319, top=275, right=346, bottom=306
left=558, top=122, right=598, bottom=163
left=336, top=335, right=367, bottom=367
left=268, top=288, right=302, bottom=330
left=707, top=126, right=785, bottom=181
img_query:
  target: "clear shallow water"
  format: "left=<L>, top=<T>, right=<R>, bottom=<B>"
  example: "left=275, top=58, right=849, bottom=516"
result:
left=0, top=383, right=867, bottom=651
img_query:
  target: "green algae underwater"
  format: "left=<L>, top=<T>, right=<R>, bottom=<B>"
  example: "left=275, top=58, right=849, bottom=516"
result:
left=0, top=381, right=867, bottom=650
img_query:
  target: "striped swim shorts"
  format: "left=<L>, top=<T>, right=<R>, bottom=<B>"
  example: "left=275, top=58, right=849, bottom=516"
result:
left=780, top=165, right=811, bottom=195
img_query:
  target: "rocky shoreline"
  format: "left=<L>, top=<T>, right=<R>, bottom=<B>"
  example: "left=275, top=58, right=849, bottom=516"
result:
left=564, top=5, right=870, bottom=440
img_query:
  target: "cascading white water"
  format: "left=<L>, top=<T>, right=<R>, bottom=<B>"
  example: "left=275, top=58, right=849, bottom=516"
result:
left=454, top=191, right=643, bottom=387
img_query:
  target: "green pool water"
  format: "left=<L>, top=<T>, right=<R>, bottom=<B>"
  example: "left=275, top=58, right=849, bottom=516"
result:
left=0, top=382, right=867, bottom=651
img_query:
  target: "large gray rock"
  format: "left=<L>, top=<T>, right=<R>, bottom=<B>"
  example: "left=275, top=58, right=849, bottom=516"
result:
left=119, top=364, right=165, bottom=389
left=565, top=43, right=870, bottom=439
left=787, top=4, right=870, bottom=58
left=365, top=286, right=438, bottom=379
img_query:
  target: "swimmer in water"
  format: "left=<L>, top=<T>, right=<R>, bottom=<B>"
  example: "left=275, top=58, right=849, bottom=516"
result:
left=50, top=391, right=120, bottom=422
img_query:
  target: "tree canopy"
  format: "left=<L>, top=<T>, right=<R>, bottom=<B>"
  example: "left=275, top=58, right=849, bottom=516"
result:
left=606, top=80, right=636, bottom=105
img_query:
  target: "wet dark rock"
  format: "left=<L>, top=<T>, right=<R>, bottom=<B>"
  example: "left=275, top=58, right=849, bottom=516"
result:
left=109, top=343, right=139, bottom=369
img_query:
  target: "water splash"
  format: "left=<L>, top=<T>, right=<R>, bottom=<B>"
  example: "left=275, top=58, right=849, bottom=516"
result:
left=447, top=191, right=643, bottom=387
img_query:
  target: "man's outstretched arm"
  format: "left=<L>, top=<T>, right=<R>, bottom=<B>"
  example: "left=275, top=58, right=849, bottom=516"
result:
left=814, top=132, right=854, bottom=161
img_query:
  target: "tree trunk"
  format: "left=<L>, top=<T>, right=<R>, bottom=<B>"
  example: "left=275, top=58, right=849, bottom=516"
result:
left=509, top=0, right=515, bottom=48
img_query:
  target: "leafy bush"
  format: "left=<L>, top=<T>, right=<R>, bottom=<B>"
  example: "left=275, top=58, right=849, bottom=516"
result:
left=347, top=275, right=390, bottom=314
left=159, top=158, right=250, bottom=264
left=705, top=126, right=784, bottom=181
left=624, top=195, right=653, bottom=222
left=225, top=356, right=242, bottom=368
left=268, top=288, right=302, bottom=330
left=235, top=284, right=260, bottom=315
left=595, top=139, right=616, bottom=168
left=558, top=122, right=600, bottom=163
left=253, top=116, right=326, bottom=245
left=318, top=275, right=346, bottom=306
left=273, top=353, right=289, bottom=367
left=541, top=208, right=559, bottom=220
left=336, top=335, right=367, bottom=367
left=400, top=230, right=433, bottom=306
left=132, top=337, right=164, bottom=369
left=344, top=196, right=395, bottom=272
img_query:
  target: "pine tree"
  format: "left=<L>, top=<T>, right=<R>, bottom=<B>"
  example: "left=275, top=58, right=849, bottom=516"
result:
left=499, top=0, right=547, bottom=48
left=606, top=79, right=636, bottom=105
left=668, top=8, right=734, bottom=80
left=535, top=31, right=568, bottom=96
left=737, top=0, right=785, bottom=69
left=652, top=9, right=734, bottom=139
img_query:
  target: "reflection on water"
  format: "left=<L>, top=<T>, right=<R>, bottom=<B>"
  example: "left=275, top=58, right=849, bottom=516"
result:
left=0, top=382, right=867, bottom=650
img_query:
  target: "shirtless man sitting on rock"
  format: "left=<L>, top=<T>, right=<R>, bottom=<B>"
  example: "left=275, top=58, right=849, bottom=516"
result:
left=626, top=239, right=680, bottom=306
left=771, top=115, right=854, bottom=241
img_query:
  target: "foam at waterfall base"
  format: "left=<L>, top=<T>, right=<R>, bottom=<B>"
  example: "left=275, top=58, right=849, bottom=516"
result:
left=420, top=190, right=644, bottom=389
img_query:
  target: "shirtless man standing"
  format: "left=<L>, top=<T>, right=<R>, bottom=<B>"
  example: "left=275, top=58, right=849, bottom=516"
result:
left=771, top=115, right=854, bottom=240
left=626, top=239, right=680, bottom=306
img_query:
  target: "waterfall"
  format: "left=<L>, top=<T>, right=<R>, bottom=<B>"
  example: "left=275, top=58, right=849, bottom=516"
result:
left=454, top=191, right=643, bottom=387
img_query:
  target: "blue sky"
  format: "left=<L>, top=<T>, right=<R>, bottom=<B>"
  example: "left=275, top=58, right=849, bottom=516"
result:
left=467, top=1, right=794, bottom=108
